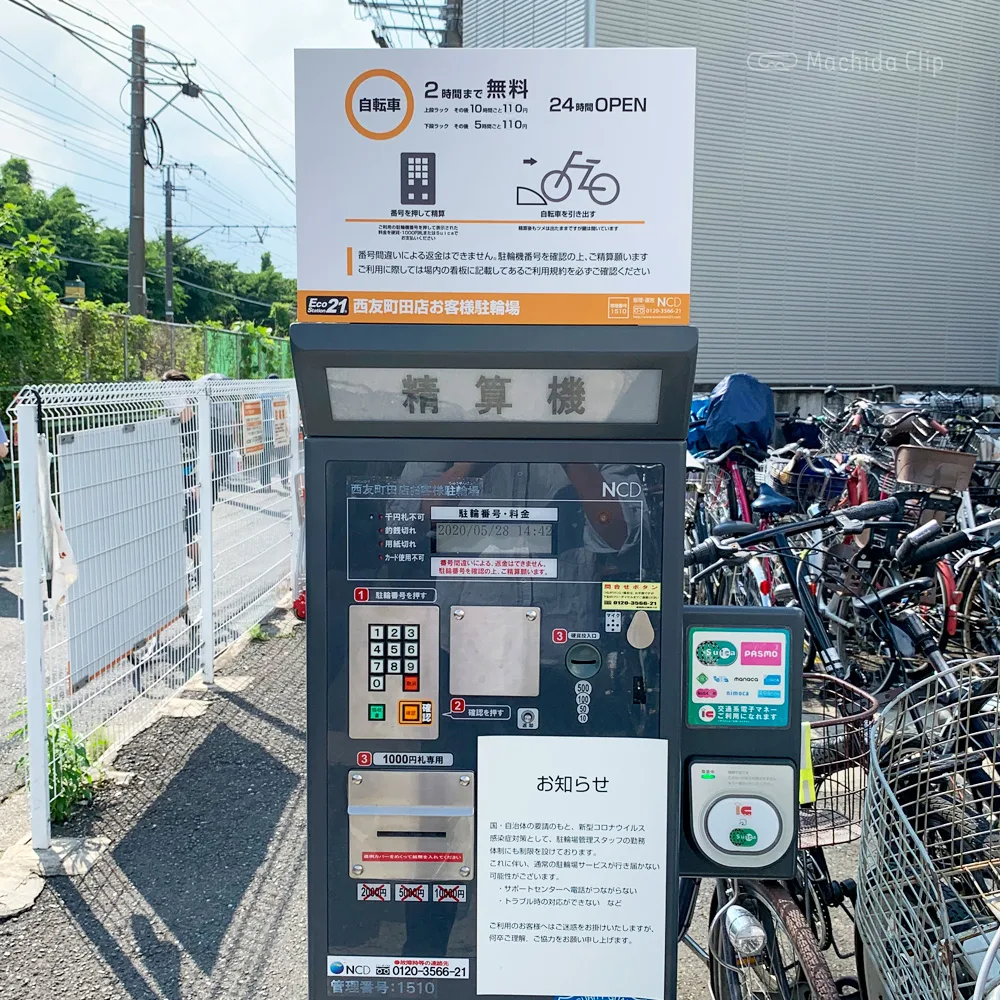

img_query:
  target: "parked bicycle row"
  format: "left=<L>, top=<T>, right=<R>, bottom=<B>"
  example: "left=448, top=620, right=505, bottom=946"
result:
left=681, top=374, right=1000, bottom=999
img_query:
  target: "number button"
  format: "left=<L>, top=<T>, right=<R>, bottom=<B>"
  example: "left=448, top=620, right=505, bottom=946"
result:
left=404, top=625, right=419, bottom=640
left=404, top=642, right=419, bottom=658
left=387, top=659, right=402, bottom=674
left=369, top=625, right=384, bottom=640
left=404, top=659, right=419, bottom=674
left=387, top=642, right=402, bottom=657
left=387, top=626, right=402, bottom=640
left=369, top=642, right=384, bottom=657
left=369, top=676, right=385, bottom=691
left=369, top=659, right=385, bottom=674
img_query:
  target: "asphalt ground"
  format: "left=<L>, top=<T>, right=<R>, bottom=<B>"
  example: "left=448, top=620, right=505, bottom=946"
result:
left=0, top=622, right=862, bottom=998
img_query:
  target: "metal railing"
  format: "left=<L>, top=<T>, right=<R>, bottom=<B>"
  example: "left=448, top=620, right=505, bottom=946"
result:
left=8, top=378, right=302, bottom=847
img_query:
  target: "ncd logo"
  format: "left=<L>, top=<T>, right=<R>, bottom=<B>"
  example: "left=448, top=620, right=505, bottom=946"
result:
left=329, top=961, right=372, bottom=977
left=601, top=481, right=642, bottom=499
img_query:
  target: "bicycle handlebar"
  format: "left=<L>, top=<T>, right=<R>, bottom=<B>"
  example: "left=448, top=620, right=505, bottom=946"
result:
left=895, top=520, right=943, bottom=566
left=683, top=497, right=902, bottom=568
left=904, top=529, right=973, bottom=567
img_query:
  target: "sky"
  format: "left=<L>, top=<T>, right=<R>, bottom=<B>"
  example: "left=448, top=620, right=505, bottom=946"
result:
left=0, top=0, right=396, bottom=279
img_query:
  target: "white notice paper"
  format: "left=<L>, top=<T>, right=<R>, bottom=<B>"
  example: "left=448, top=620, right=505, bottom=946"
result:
left=476, top=736, right=668, bottom=1000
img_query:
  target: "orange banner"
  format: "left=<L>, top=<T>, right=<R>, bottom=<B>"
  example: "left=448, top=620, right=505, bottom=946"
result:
left=298, top=290, right=689, bottom=325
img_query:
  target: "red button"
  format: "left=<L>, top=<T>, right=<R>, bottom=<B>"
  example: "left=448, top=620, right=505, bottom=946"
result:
left=355, top=588, right=369, bottom=602
left=450, top=698, right=466, bottom=714
left=552, top=628, right=568, bottom=644
left=357, top=751, right=372, bottom=767
left=403, top=675, right=419, bottom=691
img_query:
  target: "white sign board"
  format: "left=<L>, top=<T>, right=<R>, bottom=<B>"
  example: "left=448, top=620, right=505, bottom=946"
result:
left=272, top=395, right=291, bottom=448
left=294, top=48, right=695, bottom=326
left=476, top=736, right=669, bottom=1000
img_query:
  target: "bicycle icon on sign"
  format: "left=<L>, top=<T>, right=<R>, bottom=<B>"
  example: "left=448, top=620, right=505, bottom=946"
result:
left=541, top=150, right=621, bottom=205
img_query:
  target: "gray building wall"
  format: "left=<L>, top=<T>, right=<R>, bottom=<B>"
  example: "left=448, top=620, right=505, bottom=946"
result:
left=462, top=0, right=1000, bottom=387
left=463, top=0, right=587, bottom=47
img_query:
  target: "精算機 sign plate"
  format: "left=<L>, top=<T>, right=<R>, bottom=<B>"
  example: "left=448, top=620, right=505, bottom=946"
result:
left=294, top=47, right=695, bottom=325
left=687, top=627, right=790, bottom=728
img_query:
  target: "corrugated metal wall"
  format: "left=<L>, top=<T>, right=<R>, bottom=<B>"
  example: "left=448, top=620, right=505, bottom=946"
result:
left=463, top=0, right=586, bottom=48
left=596, top=0, right=1000, bottom=385
left=462, top=0, right=1000, bottom=386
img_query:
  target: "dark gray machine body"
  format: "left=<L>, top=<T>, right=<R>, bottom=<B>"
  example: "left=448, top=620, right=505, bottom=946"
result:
left=294, top=323, right=697, bottom=1000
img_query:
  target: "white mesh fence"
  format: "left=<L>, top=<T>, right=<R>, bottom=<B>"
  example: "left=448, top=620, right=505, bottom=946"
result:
left=7, top=378, right=301, bottom=842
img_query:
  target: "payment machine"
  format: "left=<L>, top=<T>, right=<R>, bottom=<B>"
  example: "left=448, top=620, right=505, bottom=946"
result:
left=293, top=322, right=802, bottom=1000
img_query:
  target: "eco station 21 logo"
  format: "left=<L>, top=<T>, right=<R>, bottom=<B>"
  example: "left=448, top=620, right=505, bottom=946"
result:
left=345, top=68, right=415, bottom=140
left=695, top=640, right=737, bottom=667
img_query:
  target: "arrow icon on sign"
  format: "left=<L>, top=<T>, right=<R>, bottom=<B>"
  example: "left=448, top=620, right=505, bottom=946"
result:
left=523, top=157, right=537, bottom=165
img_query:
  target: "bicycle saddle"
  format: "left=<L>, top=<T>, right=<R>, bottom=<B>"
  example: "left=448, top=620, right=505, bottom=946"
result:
left=851, top=577, right=934, bottom=618
left=751, top=482, right=797, bottom=517
left=711, top=520, right=758, bottom=539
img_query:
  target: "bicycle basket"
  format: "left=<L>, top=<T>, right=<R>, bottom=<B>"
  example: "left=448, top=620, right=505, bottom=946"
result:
left=798, top=674, right=878, bottom=849
left=894, top=444, right=976, bottom=492
left=771, top=455, right=848, bottom=513
left=857, top=662, right=1000, bottom=1000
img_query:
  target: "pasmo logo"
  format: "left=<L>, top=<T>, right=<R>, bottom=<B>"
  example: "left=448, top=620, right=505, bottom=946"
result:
left=746, top=51, right=798, bottom=72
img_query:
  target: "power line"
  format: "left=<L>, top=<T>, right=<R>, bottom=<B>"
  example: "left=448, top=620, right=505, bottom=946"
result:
left=0, top=37, right=122, bottom=128
left=178, top=0, right=293, bottom=103
left=0, top=103, right=125, bottom=160
left=117, top=0, right=295, bottom=147
left=0, top=243, right=289, bottom=309
left=0, top=86, right=124, bottom=145
left=0, top=109, right=126, bottom=172
left=4, top=0, right=131, bottom=76
left=0, top=147, right=129, bottom=188
left=200, top=91, right=294, bottom=188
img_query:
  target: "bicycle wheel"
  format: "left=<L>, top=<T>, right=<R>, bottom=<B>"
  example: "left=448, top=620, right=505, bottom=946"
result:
left=709, top=882, right=840, bottom=1000
left=540, top=169, right=572, bottom=202
left=588, top=171, right=620, bottom=205
left=960, top=556, right=1000, bottom=656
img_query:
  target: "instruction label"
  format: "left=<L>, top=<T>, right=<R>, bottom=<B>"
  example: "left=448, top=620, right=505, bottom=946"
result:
left=295, top=47, right=695, bottom=326
left=272, top=396, right=290, bottom=448
left=476, top=736, right=668, bottom=1000
left=687, top=627, right=790, bottom=728
left=601, top=581, right=661, bottom=610
left=241, top=399, right=264, bottom=454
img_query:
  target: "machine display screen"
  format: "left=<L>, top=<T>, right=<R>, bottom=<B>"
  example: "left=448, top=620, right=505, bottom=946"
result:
left=434, top=520, right=554, bottom=555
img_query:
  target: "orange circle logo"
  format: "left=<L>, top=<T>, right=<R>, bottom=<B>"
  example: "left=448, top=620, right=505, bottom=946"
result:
left=345, top=69, right=414, bottom=140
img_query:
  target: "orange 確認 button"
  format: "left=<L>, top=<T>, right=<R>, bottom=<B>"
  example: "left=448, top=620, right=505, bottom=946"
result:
left=400, top=702, right=421, bottom=723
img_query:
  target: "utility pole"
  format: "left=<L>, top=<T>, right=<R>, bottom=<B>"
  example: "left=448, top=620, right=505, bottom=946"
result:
left=128, top=24, right=146, bottom=316
left=164, top=162, right=174, bottom=362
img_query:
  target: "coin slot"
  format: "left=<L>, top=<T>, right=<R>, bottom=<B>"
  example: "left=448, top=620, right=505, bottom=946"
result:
left=566, top=642, right=602, bottom=679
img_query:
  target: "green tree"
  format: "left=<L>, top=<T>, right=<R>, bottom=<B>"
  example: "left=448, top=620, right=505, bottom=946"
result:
left=0, top=202, right=62, bottom=387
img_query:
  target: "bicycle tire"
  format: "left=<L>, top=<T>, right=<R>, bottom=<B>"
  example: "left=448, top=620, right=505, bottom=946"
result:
left=540, top=169, right=572, bottom=203
left=588, top=171, right=620, bottom=205
left=960, top=555, right=1000, bottom=657
left=708, top=882, right=840, bottom=1000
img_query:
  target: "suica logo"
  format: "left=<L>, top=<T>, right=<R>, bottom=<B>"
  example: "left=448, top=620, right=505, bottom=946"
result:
left=602, top=481, right=642, bottom=499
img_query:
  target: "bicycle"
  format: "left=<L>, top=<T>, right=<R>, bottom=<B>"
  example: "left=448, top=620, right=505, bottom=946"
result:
left=540, top=150, right=621, bottom=205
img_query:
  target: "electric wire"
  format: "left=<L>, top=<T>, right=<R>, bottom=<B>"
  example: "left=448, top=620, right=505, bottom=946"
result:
left=178, top=0, right=292, bottom=103
left=0, top=148, right=129, bottom=188
left=0, top=37, right=122, bottom=128
left=0, top=110, right=126, bottom=172
left=0, top=86, right=125, bottom=145
left=0, top=104, right=125, bottom=161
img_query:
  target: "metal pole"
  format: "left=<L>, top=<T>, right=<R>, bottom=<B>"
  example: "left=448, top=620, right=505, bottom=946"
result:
left=164, top=164, right=175, bottom=364
left=584, top=0, right=596, bottom=47
left=128, top=24, right=146, bottom=317
left=287, top=388, right=302, bottom=595
left=16, top=404, right=51, bottom=850
left=196, top=387, right=215, bottom=685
